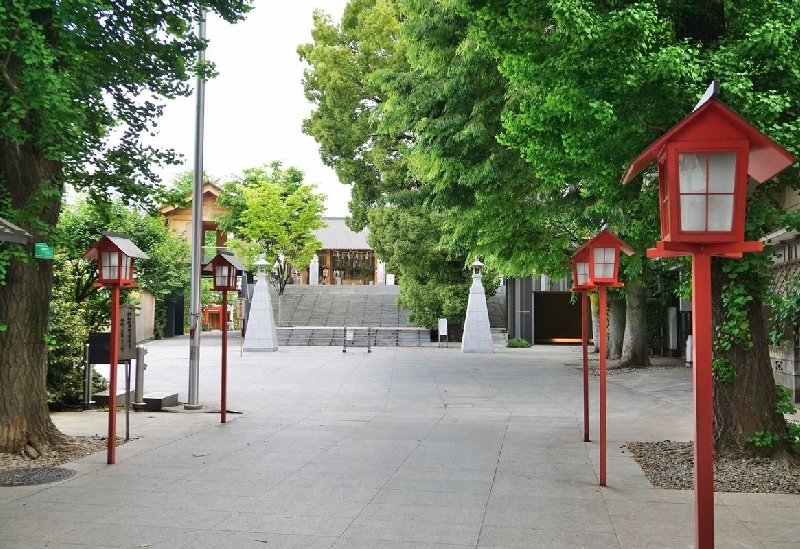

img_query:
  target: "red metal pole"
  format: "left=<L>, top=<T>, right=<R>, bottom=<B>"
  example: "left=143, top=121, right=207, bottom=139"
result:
left=107, top=285, right=120, bottom=464
left=582, top=290, right=590, bottom=442
left=221, top=289, right=228, bottom=424
left=599, top=285, right=607, bottom=486
left=692, top=252, right=714, bottom=548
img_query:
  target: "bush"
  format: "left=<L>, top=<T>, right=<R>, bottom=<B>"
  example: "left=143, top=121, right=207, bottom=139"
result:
left=507, top=337, right=531, bottom=348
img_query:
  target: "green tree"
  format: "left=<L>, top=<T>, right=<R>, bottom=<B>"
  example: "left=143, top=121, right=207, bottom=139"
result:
left=49, top=199, right=191, bottom=408
left=299, top=0, right=414, bottom=231
left=368, top=200, right=495, bottom=330
left=465, top=0, right=800, bottom=455
left=0, top=1, right=252, bottom=454
left=217, top=162, right=326, bottom=325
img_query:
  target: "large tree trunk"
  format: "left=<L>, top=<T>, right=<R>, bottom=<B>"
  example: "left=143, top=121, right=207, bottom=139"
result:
left=619, top=279, right=651, bottom=368
left=0, top=138, right=64, bottom=454
left=711, top=258, right=790, bottom=457
left=590, top=292, right=600, bottom=353
left=607, top=292, right=626, bottom=359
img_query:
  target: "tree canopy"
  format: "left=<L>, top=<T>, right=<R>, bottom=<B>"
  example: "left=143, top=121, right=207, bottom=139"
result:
left=216, top=161, right=326, bottom=298
left=0, top=0, right=252, bottom=454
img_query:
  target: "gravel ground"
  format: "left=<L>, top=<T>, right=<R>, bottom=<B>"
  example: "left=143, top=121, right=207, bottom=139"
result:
left=626, top=440, right=800, bottom=494
left=0, top=436, right=117, bottom=473
left=587, top=354, right=689, bottom=376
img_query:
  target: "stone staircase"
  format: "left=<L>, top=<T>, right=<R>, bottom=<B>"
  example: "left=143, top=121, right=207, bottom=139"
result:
left=252, top=283, right=506, bottom=348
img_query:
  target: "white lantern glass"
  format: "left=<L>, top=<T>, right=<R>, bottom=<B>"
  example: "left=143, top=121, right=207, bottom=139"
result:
left=678, top=151, right=736, bottom=232
left=576, top=261, right=590, bottom=286
left=593, top=247, right=617, bottom=279
left=214, top=264, right=231, bottom=288
left=101, top=250, right=119, bottom=280
left=121, top=254, right=132, bottom=280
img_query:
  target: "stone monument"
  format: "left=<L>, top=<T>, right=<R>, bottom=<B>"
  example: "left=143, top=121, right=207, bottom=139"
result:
left=461, top=259, right=494, bottom=354
left=243, top=256, right=279, bottom=352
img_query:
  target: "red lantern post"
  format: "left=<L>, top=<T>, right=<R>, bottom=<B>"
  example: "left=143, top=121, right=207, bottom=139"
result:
left=204, top=252, right=244, bottom=423
left=622, top=84, right=796, bottom=548
left=84, top=233, right=148, bottom=464
left=571, top=247, right=594, bottom=443
left=575, top=229, right=634, bottom=486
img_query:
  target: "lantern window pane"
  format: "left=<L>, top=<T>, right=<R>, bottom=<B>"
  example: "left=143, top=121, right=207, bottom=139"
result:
left=707, top=195, right=734, bottom=231
left=577, top=261, right=589, bottom=285
left=215, top=265, right=230, bottom=288
left=678, top=152, right=736, bottom=233
left=679, top=153, right=707, bottom=193
left=121, top=254, right=132, bottom=280
left=680, top=195, right=707, bottom=231
left=101, top=251, right=118, bottom=279
left=708, top=152, right=736, bottom=193
left=592, top=247, right=616, bottom=279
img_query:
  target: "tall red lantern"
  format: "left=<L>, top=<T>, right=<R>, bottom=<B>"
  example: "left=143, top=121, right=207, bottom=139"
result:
left=622, top=84, right=796, bottom=549
left=574, top=229, right=634, bottom=487
left=203, top=252, right=245, bottom=423
left=84, top=233, right=148, bottom=464
left=571, top=247, right=594, bottom=444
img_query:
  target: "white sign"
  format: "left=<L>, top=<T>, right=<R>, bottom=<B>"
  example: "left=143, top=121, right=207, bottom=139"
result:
left=438, top=318, right=448, bottom=336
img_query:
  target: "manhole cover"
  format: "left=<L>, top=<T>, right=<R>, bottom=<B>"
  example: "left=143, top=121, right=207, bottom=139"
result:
left=0, top=467, right=77, bottom=487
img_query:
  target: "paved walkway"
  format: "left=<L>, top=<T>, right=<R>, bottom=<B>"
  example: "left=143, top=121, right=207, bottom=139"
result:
left=1, top=336, right=798, bottom=548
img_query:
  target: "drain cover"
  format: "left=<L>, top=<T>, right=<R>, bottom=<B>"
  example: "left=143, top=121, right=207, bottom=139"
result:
left=0, top=467, right=77, bottom=487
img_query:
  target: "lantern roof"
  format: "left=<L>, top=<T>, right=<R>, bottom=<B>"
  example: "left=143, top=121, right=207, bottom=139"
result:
left=574, top=228, right=635, bottom=257
left=621, top=97, right=797, bottom=185
left=83, top=232, right=149, bottom=260
left=203, top=251, right=247, bottom=274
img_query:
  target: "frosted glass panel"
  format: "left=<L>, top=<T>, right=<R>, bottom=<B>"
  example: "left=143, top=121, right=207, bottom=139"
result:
left=680, top=196, right=706, bottom=231
left=101, top=251, right=118, bottom=280
left=215, top=265, right=227, bottom=287
left=592, top=247, right=616, bottom=279
left=121, top=254, right=132, bottom=279
left=679, top=153, right=706, bottom=193
left=708, top=152, right=736, bottom=192
left=577, top=262, right=589, bottom=285
left=707, top=195, right=734, bottom=231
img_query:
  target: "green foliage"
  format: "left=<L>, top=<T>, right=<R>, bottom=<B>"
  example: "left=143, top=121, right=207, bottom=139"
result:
left=747, top=385, right=800, bottom=451
left=746, top=430, right=781, bottom=449
left=776, top=385, right=796, bottom=416
left=55, top=199, right=191, bottom=337
left=367, top=202, right=494, bottom=329
left=712, top=357, right=737, bottom=383
left=507, top=337, right=531, bottom=348
left=46, top=199, right=190, bottom=406
left=217, top=162, right=326, bottom=296
left=299, top=1, right=412, bottom=231
left=768, top=275, right=800, bottom=347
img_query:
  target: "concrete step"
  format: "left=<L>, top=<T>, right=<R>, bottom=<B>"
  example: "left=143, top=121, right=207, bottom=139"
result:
left=142, top=392, right=179, bottom=411
left=275, top=327, right=431, bottom=347
left=92, top=389, right=134, bottom=407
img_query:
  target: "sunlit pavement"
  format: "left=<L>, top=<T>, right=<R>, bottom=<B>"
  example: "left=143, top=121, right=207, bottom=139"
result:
left=1, top=334, right=797, bottom=548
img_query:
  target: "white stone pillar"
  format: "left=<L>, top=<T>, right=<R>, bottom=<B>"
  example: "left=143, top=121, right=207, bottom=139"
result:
left=376, top=260, right=386, bottom=285
left=461, top=260, right=494, bottom=354
left=309, top=255, right=319, bottom=286
left=243, top=270, right=278, bottom=352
